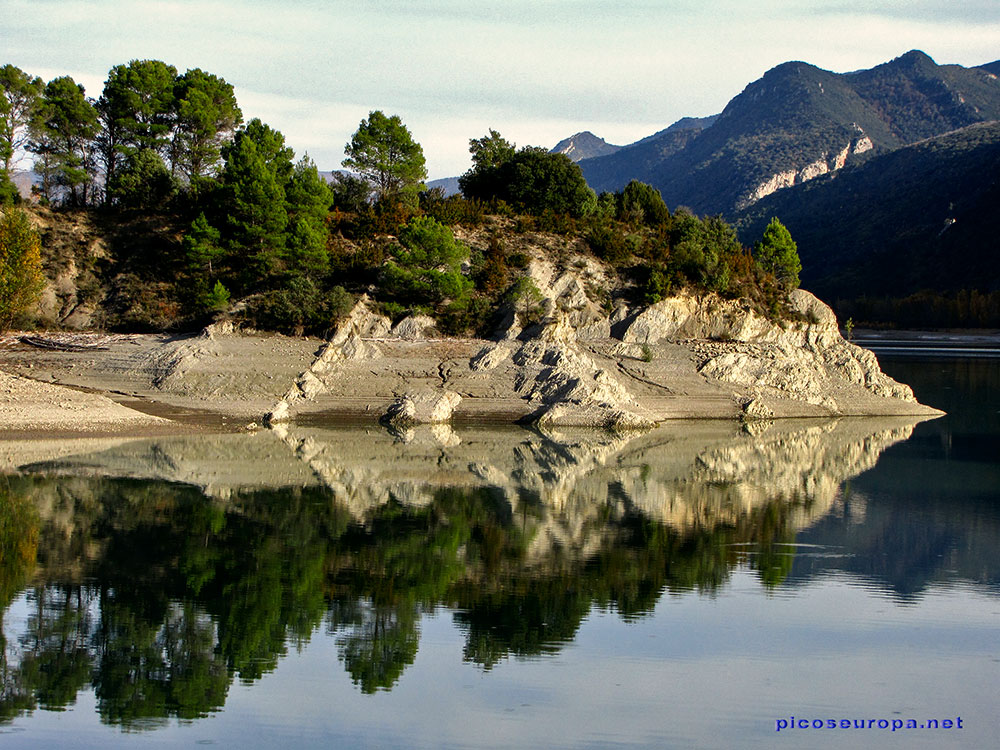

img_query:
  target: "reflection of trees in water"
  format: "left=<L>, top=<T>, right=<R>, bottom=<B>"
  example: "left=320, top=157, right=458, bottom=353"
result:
left=1, top=486, right=40, bottom=722
left=329, top=599, right=420, bottom=694
left=0, top=473, right=811, bottom=722
left=2, top=587, right=92, bottom=722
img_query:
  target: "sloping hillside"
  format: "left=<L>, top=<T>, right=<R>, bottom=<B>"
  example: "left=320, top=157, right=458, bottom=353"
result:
left=733, top=121, right=1000, bottom=302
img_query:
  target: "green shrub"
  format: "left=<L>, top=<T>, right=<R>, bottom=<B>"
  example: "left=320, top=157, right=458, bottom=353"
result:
left=508, top=277, right=545, bottom=327
left=249, top=276, right=322, bottom=334
left=643, top=269, right=669, bottom=304
left=328, top=285, right=354, bottom=322
left=587, top=221, right=630, bottom=265
left=620, top=180, right=669, bottom=226
left=0, top=207, right=46, bottom=331
left=396, top=215, right=468, bottom=268
left=508, top=251, right=530, bottom=269
left=203, top=280, right=231, bottom=312
left=754, top=217, right=801, bottom=290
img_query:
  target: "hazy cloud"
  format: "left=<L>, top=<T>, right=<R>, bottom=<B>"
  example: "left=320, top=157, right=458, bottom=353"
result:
left=3, top=0, right=997, bottom=177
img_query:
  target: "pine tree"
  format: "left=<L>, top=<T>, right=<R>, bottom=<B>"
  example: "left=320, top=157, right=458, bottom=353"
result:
left=754, top=217, right=802, bottom=289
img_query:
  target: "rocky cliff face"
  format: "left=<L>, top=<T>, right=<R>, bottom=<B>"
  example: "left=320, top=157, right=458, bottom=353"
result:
left=620, top=287, right=915, bottom=414
left=26, top=208, right=108, bottom=329
left=737, top=131, right=874, bottom=208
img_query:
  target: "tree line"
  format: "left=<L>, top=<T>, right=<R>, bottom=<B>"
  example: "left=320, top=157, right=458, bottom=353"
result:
left=1, top=60, right=241, bottom=207
left=2, top=58, right=803, bottom=334
left=835, top=289, right=1000, bottom=329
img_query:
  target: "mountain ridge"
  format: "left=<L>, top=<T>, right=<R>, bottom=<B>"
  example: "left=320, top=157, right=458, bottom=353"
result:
left=577, top=50, right=1000, bottom=215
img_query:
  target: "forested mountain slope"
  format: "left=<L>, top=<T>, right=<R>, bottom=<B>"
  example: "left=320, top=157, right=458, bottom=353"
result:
left=733, top=120, right=1000, bottom=310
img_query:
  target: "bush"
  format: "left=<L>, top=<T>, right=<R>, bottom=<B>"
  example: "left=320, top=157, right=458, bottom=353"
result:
left=249, top=276, right=322, bottom=334
left=643, top=268, right=669, bottom=304
left=328, top=285, right=354, bottom=322
left=396, top=215, right=467, bottom=269
left=420, top=189, right=486, bottom=227
left=104, top=274, right=181, bottom=331
left=587, top=221, right=630, bottom=265
left=379, top=216, right=474, bottom=313
left=475, top=235, right=509, bottom=295
left=0, top=174, right=20, bottom=205
left=507, top=277, right=545, bottom=327
left=620, top=181, right=669, bottom=226
left=203, top=280, right=231, bottom=313
left=0, top=207, right=46, bottom=331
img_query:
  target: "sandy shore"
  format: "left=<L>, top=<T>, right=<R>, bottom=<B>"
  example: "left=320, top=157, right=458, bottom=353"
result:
left=0, top=330, right=317, bottom=434
left=0, top=367, right=174, bottom=435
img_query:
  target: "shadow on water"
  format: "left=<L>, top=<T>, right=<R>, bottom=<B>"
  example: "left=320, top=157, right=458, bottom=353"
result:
left=1, top=405, right=997, bottom=726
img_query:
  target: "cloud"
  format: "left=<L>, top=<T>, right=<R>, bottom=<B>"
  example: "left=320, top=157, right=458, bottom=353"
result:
left=4, top=0, right=998, bottom=175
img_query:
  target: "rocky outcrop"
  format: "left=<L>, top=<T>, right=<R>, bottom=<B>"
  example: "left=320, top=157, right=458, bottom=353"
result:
left=26, top=208, right=109, bottom=330
left=254, top=258, right=933, bottom=428
left=506, top=312, right=658, bottom=430
left=1, top=246, right=939, bottom=430
left=265, top=296, right=390, bottom=424
left=382, top=390, right=462, bottom=426
left=618, top=288, right=916, bottom=414
left=391, top=315, right=438, bottom=340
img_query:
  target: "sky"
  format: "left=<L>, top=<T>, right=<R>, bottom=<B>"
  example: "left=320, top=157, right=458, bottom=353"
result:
left=3, top=0, right=999, bottom=179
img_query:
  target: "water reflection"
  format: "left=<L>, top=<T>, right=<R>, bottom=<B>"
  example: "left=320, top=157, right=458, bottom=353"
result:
left=5, top=414, right=993, bottom=727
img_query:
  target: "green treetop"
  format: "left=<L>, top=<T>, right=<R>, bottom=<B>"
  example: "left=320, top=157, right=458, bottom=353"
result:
left=170, top=68, right=242, bottom=180
left=219, top=118, right=295, bottom=284
left=459, top=133, right=596, bottom=218
left=29, top=76, right=99, bottom=206
left=620, top=180, right=669, bottom=226
left=468, top=129, right=516, bottom=172
left=96, top=60, right=177, bottom=204
left=754, top=217, right=802, bottom=289
left=0, top=65, right=44, bottom=184
left=342, top=111, right=426, bottom=206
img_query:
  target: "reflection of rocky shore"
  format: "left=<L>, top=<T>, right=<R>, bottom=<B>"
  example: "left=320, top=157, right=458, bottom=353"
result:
left=8, top=418, right=923, bottom=547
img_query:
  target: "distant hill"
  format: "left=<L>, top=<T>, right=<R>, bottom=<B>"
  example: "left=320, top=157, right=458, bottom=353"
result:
left=549, top=131, right=621, bottom=162
left=579, top=50, right=1000, bottom=215
left=732, top=120, right=1000, bottom=301
left=576, top=117, right=716, bottom=196
left=10, top=170, right=37, bottom=200
left=426, top=176, right=461, bottom=196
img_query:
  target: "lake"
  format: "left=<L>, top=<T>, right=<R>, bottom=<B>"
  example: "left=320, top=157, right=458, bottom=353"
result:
left=1, top=340, right=998, bottom=749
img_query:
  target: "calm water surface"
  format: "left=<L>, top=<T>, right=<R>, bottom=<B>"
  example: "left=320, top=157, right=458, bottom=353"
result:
left=1, top=345, right=997, bottom=749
